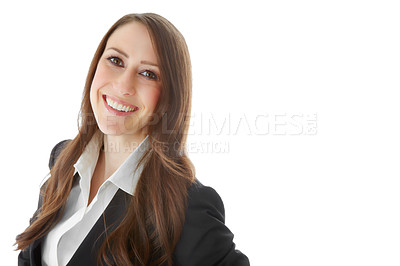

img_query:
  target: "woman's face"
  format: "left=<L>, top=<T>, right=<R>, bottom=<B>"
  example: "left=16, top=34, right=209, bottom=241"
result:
left=90, top=22, right=162, bottom=138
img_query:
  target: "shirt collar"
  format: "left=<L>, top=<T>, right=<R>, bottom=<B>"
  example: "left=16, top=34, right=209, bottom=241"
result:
left=73, top=131, right=102, bottom=179
left=73, top=131, right=151, bottom=196
left=108, top=135, right=150, bottom=195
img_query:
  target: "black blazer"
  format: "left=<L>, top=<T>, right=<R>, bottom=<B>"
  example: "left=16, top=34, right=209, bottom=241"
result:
left=18, top=140, right=250, bottom=266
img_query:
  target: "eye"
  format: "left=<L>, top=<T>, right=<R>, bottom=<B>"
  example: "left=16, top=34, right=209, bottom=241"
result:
left=107, top=56, right=124, bottom=67
left=140, top=70, right=158, bottom=81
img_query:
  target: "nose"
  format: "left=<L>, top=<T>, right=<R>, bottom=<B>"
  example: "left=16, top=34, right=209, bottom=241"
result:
left=114, top=71, right=137, bottom=96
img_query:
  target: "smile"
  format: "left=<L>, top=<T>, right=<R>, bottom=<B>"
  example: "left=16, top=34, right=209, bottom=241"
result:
left=102, top=94, right=139, bottom=116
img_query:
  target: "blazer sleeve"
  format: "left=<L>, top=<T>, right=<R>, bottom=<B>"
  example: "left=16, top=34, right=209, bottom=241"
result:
left=17, top=139, right=71, bottom=266
left=173, top=182, right=250, bottom=266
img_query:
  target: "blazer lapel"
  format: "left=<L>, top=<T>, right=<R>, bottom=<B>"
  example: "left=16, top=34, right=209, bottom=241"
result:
left=27, top=237, right=43, bottom=266
left=66, top=188, right=131, bottom=266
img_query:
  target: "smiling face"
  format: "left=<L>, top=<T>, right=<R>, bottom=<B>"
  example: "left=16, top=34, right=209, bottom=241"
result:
left=90, top=22, right=162, bottom=139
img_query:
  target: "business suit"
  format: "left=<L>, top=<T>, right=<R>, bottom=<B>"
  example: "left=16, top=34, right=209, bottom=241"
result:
left=18, top=140, right=250, bottom=266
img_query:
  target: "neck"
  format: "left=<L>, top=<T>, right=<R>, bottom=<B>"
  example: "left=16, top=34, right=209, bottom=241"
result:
left=101, top=133, right=147, bottom=177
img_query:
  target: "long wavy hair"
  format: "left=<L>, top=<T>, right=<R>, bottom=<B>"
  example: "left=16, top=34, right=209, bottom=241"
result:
left=16, top=13, right=195, bottom=265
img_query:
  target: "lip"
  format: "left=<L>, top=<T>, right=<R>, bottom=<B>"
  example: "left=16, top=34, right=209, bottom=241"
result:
left=102, top=94, right=139, bottom=116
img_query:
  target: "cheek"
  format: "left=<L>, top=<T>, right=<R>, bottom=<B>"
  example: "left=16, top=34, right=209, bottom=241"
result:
left=143, top=88, right=161, bottom=111
left=90, top=66, right=109, bottom=104
left=91, top=68, right=104, bottom=93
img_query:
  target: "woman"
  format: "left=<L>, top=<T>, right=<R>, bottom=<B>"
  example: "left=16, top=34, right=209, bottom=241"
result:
left=15, top=13, right=250, bottom=266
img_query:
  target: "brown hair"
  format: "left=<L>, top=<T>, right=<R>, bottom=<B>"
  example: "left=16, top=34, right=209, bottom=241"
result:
left=16, top=13, right=195, bottom=265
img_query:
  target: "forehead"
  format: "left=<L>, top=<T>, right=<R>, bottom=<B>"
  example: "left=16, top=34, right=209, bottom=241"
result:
left=106, top=22, right=158, bottom=63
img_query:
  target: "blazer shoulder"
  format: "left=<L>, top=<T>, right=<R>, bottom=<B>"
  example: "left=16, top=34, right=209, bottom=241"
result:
left=173, top=180, right=250, bottom=266
left=48, top=139, right=71, bottom=170
left=33, top=139, right=71, bottom=218
left=186, top=180, right=226, bottom=222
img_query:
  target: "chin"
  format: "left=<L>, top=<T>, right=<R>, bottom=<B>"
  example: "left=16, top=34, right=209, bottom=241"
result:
left=98, top=125, right=123, bottom=136
left=98, top=122, right=146, bottom=138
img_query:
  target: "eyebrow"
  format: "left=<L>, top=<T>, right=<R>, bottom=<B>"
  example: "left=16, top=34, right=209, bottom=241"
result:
left=106, top=47, right=159, bottom=68
left=140, top=60, right=159, bottom=68
left=107, top=47, right=128, bottom=58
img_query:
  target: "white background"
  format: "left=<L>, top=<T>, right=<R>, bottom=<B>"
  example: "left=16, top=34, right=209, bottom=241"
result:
left=1, top=0, right=399, bottom=265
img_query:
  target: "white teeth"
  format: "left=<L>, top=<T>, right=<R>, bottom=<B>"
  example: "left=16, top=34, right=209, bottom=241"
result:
left=105, top=96, right=136, bottom=112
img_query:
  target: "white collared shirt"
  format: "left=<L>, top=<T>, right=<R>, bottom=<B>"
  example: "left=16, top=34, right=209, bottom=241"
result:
left=41, top=131, right=150, bottom=266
